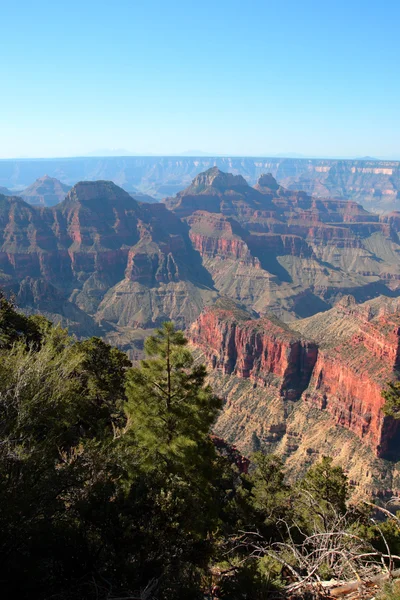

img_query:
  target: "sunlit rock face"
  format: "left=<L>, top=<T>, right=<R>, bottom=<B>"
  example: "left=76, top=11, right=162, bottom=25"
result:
left=165, top=168, right=400, bottom=322
left=189, top=296, right=400, bottom=495
left=20, top=175, right=71, bottom=207
left=0, top=181, right=217, bottom=343
left=190, top=304, right=317, bottom=398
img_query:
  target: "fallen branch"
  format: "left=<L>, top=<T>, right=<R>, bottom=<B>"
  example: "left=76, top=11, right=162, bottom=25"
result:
left=329, top=567, right=400, bottom=597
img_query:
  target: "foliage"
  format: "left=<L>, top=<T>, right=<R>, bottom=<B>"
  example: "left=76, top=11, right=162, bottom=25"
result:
left=299, top=455, right=349, bottom=515
left=0, top=299, right=133, bottom=599
left=378, top=581, right=400, bottom=600
left=383, top=380, right=400, bottom=418
left=125, top=322, right=221, bottom=467
left=1, top=294, right=400, bottom=598
left=0, top=302, right=230, bottom=599
left=0, top=292, right=51, bottom=348
left=249, top=452, right=289, bottom=517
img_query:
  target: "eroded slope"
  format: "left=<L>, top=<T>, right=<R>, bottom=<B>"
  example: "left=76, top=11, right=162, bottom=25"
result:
left=190, top=296, right=400, bottom=495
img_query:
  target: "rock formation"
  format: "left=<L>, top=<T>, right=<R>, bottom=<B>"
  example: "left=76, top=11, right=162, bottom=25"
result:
left=1, top=156, right=399, bottom=212
left=190, top=302, right=317, bottom=399
left=0, top=186, right=12, bottom=196
left=0, top=182, right=217, bottom=347
left=20, top=175, right=71, bottom=206
left=2, top=168, right=400, bottom=352
left=166, top=168, right=400, bottom=322
left=1, top=170, right=400, bottom=492
left=189, top=296, right=400, bottom=494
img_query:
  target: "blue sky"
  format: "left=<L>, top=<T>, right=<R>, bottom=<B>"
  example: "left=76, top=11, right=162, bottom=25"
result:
left=1, top=0, right=399, bottom=159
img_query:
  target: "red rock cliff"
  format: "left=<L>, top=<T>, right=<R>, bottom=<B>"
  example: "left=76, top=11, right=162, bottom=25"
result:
left=304, top=311, right=400, bottom=457
left=191, top=301, right=400, bottom=459
left=190, top=306, right=318, bottom=400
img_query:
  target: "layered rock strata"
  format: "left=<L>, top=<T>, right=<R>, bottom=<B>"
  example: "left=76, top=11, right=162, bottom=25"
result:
left=190, top=298, right=400, bottom=462
left=2, top=168, right=400, bottom=355
left=1, top=156, right=400, bottom=212
left=166, top=168, right=400, bottom=321
left=20, top=175, right=71, bottom=206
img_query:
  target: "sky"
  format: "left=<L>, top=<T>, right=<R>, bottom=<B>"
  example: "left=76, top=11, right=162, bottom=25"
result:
left=1, top=0, right=399, bottom=159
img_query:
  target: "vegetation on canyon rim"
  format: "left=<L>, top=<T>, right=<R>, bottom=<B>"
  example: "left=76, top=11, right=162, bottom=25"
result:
left=1, top=293, right=400, bottom=599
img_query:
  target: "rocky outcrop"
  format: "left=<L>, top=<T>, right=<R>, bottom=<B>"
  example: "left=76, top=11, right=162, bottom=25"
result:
left=163, top=168, right=400, bottom=321
left=165, top=167, right=274, bottom=218
left=3, top=168, right=400, bottom=346
left=20, top=175, right=71, bottom=206
left=187, top=212, right=259, bottom=264
left=246, top=233, right=314, bottom=259
left=3, top=170, right=400, bottom=492
left=191, top=306, right=317, bottom=399
left=190, top=298, right=400, bottom=461
left=299, top=302, right=400, bottom=458
left=184, top=167, right=249, bottom=194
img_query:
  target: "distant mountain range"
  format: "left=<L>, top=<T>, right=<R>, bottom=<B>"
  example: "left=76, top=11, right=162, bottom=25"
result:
left=1, top=155, right=400, bottom=213
left=0, top=186, right=12, bottom=196
left=4, top=167, right=400, bottom=338
left=85, top=148, right=137, bottom=156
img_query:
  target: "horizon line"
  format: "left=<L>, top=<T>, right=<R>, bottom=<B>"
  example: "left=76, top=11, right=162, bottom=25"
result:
left=0, top=154, right=400, bottom=163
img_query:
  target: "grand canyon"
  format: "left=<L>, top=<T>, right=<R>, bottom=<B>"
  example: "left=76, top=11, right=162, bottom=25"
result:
left=6, top=4, right=400, bottom=596
left=2, top=165, right=400, bottom=494
left=1, top=155, right=400, bottom=212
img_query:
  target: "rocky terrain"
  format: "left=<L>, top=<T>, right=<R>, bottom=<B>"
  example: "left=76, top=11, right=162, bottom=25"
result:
left=1, top=168, right=400, bottom=490
left=0, top=181, right=217, bottom=352
left=20, top=175, right=71, bottom=206
left=190, top=296, right=400, bottom=495
left=0, top=156, right=399, bottom=212
left=1, top=168, right=400, bottom=344
left=2, top=168, right=400, bottom=345
left=166, top=168, right=400, bottom=322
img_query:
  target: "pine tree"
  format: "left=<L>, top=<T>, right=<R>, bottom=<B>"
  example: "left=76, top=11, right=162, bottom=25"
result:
left=300, top=456, right=348, bottom=515
left=125, top=321, right=221, bottom=470
left=250, top=452, right=289, bottom=518
left=124, top=323, right=226, bottom=598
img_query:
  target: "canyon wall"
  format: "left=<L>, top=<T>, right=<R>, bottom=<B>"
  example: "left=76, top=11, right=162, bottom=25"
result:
left=191, top=306, right=317, bottom=399
left=190, top=300, right=400, bottom=461
left=1, top=169, right=400, bottom=492
left=3, top=168, right=400, bottom=354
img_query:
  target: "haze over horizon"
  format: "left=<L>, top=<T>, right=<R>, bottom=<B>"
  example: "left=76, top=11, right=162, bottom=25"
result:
left=3, top=150, right=400, bottom=161
left=1, top=0, right=399, bottom=159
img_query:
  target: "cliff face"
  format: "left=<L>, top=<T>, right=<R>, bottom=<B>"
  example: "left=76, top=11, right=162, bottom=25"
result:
left=297, top=299, right=400, bottom=458
left=189, top=298, right=400, bottom=474
left=3, top=169, right=400, bottom=492
left=1, top=156, right=399, bottom=212
left=191, top=306, right=317, bottom=399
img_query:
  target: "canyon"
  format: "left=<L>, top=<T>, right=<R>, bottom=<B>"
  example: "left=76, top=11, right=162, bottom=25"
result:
left=1, top=167, right=400, bottom=492
left=190, top=296, right=400, bottom=495
left=1, top=155, right=400, bottom=212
